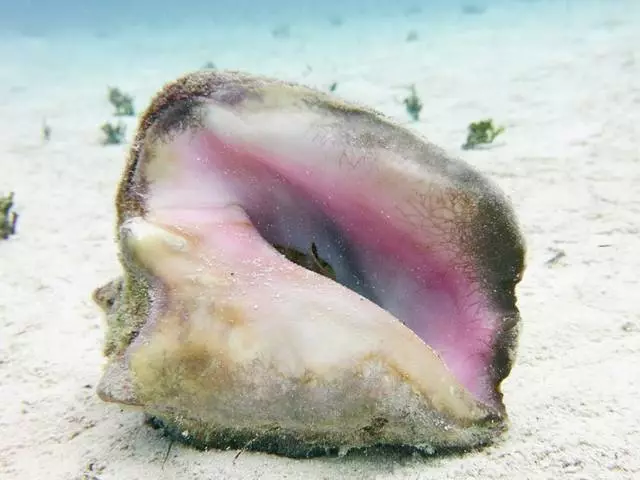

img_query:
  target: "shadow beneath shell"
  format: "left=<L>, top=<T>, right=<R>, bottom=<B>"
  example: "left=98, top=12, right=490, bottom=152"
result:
left=144, top=414, right=498, bottom=464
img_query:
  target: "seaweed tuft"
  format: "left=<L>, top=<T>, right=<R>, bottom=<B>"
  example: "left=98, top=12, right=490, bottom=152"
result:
left=403, top=84, right=423, bottom=121
left=0, top=192, right=18, bottom=240
left=108, top=87, right=135, bottom=116
left=101, top=121, right=126, bottom=145
left=462, top=119, right=505, bottom=150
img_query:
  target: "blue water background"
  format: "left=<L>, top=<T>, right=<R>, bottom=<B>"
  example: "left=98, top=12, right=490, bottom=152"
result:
left=0, top=0, right=631, bottom=150
left=1, top=1, right=579, bottom=34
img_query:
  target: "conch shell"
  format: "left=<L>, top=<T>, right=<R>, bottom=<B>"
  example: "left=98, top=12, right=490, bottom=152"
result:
left=93, top=70, right=525, bottom=458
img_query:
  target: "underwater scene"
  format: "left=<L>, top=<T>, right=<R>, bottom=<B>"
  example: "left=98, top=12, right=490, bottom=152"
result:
left=1, top=0, right=639, bottom=479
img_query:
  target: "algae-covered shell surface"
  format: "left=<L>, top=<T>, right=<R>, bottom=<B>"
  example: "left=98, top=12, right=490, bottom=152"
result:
left=92, top=70, right=526, bottom=458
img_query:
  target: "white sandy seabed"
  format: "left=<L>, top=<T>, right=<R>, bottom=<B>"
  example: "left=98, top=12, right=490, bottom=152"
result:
left=0, top=1, right=639, bottom=479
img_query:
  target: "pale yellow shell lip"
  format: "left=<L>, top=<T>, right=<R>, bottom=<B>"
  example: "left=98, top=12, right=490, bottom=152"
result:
left=92, top=70, right=525, bottom=458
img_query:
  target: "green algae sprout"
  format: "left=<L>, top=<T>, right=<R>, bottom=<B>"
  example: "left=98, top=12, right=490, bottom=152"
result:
left=462, top=119, right=505, bottom=150
left=1, top=192, right=18, bottom=240
left=42, top=120, right=51, bottom=142
left=406, top=30, right=419, bottom=42
left=101, top=121, right=126, bottom=145
left=271, top=24, right=291, bottom=39
left=403, top=84, right=423, bottom=121
left=108, top=87, right=135, bottom=116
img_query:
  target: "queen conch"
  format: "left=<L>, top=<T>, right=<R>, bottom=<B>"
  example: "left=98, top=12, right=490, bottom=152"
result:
left=92, top=70, right=526, bottom=458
